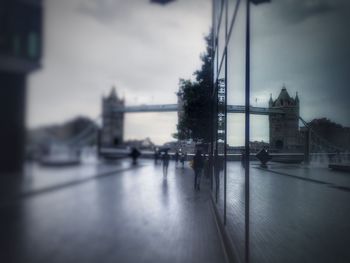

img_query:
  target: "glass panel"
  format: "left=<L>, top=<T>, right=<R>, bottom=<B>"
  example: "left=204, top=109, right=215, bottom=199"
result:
left=212, top=0, right=219, bottom=47
left=214, top=46, right=218, bottom=82
left=227, top=0, right=239, bottom=31
left=217, top=0, right=226, bottom=69
left=215, top=65, right=226, bottom=219
left=226, top=1, right=246, bottom=262
left=214, top=0, right=223, bottom=27
left=250, top=1, right=350, bottom=262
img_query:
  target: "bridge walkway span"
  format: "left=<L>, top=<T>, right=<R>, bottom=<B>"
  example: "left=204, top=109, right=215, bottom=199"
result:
left=113, top=104, right=284, bottom=115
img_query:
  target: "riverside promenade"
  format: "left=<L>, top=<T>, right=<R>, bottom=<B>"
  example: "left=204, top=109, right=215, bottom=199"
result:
left=217, top=162, right=350, bottom=263
left=0, top=159, right=227, bottom=263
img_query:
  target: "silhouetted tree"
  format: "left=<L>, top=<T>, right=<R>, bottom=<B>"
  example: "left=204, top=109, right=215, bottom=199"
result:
left=175, top=33, right=213, bottom=142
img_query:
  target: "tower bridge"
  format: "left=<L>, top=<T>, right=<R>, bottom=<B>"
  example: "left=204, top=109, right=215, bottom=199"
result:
left=101, top=86, right=299, bottom=151
left=112, top=104, right=284, bottom=115
left=64, top=86, right=346, bottom=159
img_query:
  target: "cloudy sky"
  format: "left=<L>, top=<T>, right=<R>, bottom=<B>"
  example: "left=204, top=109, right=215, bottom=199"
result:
left=224, top=0, right=350, bottom=145
left=27, top=0, right=211, bottom=144
left=27, top=0, right=350, bottom=145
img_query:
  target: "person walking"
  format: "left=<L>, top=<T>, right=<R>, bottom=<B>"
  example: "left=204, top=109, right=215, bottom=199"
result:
left=180, top=152, right=186, bottom=168
left=193, top=150, right=204, bottom=190
left=154, top=150, right=159, bottom=165
left=130, top=147, right=141, bottom=165
left=174, top=151, right=179, bottom=167
left=162, top=151, right=170, bottom=176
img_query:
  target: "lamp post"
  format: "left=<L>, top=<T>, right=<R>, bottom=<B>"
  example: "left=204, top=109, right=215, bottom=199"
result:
left=245, top=0, right=270, bottom=262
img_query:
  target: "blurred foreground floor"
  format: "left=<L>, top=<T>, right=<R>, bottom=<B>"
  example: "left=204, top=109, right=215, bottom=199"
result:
left=0, top=159, right=226, bottom=263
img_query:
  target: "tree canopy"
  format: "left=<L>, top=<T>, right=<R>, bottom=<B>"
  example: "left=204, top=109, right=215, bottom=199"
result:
left=174, top=33, right=213, bottom=142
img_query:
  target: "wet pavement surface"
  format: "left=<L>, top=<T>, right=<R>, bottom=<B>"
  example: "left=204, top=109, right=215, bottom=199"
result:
left=3, top=158, right=349, bottom=263
left=215, top=162, right=350, bottom=263
left=0, top=159, right=134, bottom=207
left=0, top=159, right=226, bottom=263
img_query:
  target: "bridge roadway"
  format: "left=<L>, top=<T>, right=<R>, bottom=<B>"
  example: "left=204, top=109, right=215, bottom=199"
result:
left=113, top=104, right=284, bottom=115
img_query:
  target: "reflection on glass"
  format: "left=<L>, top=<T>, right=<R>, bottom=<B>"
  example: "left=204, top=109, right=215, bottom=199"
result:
left=250, top=0, right=350, bottom=262
left=225, top=0, right=247, bottom=261
left=213, top=0, right=350, bottom=262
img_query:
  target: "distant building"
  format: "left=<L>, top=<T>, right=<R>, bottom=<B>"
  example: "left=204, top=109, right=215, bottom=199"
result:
left=269, top=86, right=301, bottom=152
left=123, top=137, right=155, bottom=150
left=101, top=87, right=124, bottom=148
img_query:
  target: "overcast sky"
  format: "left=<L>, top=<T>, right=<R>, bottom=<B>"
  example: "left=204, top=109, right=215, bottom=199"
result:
left=27, top=0, right=350, bottom=145
left=27, top=0, right=210, bottom=144
left=226, top=0, right=350, bottom=145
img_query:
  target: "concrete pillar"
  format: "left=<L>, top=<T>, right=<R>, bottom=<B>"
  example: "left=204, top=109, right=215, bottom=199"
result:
left=0, top=73, right=26, bottom=175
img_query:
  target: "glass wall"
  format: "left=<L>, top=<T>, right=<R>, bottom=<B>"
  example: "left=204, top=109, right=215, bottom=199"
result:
left=226, top=0, right=246, bottom=261
left=212, top=0, right=350, bottom=263
left=212, top=0, right=227, bottom=220
left=212, top=0, right=247, bottom=262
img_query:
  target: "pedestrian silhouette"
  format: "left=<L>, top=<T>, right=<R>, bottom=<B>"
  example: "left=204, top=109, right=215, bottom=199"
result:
left=180, top=152, right=186, bottom=168
left=204, top=155, right=210, bottom=178
left=130, top=147, right=141, bottom=165
left=193, top=150, right=204, bottom=190
left=174, top=151, right=179, bottom=167
left=154, top=150, right=159, bottom=164
left=162, top=151, right=170, bottom=176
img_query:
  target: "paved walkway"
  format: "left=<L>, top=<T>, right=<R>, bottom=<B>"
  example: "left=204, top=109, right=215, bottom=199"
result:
left=217, top=162, right=350, bottom=263
left=0, top=160, right=227, bottom=263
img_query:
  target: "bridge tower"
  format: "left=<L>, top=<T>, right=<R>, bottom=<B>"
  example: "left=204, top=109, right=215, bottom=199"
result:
left=269, top=86, right=300, bottom=152
left=101, top=87, right=124, bottom=147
